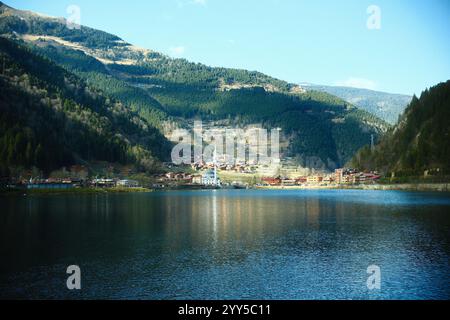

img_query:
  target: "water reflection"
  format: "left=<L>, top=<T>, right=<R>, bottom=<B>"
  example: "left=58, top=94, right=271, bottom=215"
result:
left=0, top=190, right=449, bottom=299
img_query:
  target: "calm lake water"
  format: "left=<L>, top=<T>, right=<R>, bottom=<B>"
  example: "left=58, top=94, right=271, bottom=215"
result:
left=0, top=189, right=449, bottom=300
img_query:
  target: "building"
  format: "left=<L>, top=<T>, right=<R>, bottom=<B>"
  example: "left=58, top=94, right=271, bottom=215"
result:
left=202, top=170, right=221, bottom=186
left=342, top=175, right=353, bottom=184
left=117, top=180, right=139, bottom=188
left=307, top=176, right=324, bottom=184
left=295, top=177, right=307, bottom=185
left=165, top=173, right=176, bottom=180
left=282, top=179, right=297, bottom=186
left=335, top=169, right=344, bottom=184
left=192, top=175, right=203, bottom=185
left=262, top=177, right=282, bottom=186
left=92, top=179, right=116, bottom=188
left=354, top=173, right=381, bottom=184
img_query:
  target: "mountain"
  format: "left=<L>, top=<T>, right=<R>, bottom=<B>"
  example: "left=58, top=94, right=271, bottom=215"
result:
left=302, top=84, right=412, bottom=125
left=0, top=37, right=172, bottom=176
left=0, top=2, right=389, bottom=173
left=350, top=80, right=450, bottom=176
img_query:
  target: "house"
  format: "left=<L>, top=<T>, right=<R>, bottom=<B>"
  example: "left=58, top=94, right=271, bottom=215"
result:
left=335, top=169, right=344, bottom=184
left=117, top=180, right=139, bottom=188
left=165, top=172, right=176, bottom=180
left=357, top=173, right=381, bottom=184
left=295, top=177, right=308, bottom=184
left=342, top=175, right=353, bottom=184
left=192, top=175, right=203, bottom=185
left=92, top=178, right=116, bottom=188
left=307, top=176, right=324, bottom=184
left=262, top=177, right=282, bottom=186
left=282, top=179, right=297, bottom=186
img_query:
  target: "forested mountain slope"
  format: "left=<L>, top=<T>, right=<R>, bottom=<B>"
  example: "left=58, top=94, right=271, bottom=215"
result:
left=351, top=81, right=450, bottom=176
left=0, top=1, right=388, bottom=171
left=0, top=37, right=171, bottom=175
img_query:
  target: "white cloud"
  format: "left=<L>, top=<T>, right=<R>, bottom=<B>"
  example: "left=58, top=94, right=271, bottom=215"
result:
left=334, top=77, right=378, bottom=90
left=169, top=46, right=186, bottom=57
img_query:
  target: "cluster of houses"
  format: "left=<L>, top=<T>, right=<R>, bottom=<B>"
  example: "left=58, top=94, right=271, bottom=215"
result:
left=10, top=166, right=380, bottom=191
left=155, top=167, right=381, bottom=189
left=153, top=170, right=221, bottom=188
left=91, top=178, right=140, bottom=188
left=190, top=162, right=256, bottom=174
left=261, top=169, right=381, bottom=186
left=153, top=172, right=196, bottom=188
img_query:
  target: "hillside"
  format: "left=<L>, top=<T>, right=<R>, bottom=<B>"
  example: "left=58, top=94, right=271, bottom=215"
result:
left=0, top=2, right=389, bottom=171
left=303, top=84, right=412, bottom=125
left=351, top=80, right=450, bottom=176
left=0, top=37, right=172, bottom=176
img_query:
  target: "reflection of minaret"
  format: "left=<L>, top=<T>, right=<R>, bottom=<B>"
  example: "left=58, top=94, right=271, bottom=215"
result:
left=212, top=192, right=218, bottom=244
left=371, top=134, right=375, bottom=152
left=213, top=146, right=219, bottom=186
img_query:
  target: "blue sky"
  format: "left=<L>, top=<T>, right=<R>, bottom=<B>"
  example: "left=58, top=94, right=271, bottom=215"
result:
left=4, top=0, right=450, bottom=95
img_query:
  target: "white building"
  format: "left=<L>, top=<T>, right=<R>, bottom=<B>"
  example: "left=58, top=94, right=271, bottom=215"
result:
left=202, top=170, right=221, bottom=186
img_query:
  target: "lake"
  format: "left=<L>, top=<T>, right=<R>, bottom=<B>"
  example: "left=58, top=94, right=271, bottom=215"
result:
left=0, top=189, right=449, bottom=300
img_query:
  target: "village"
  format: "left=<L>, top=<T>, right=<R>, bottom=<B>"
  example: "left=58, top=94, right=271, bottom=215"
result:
left=152, top=166, right=381, bottom=189
left=3, top=164, right=381, bottom=191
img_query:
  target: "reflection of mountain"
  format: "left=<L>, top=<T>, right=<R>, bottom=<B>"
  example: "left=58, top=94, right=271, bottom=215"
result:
left=2, top=191, right=449, bottom=299
left=303, top=84, right=412, bottom=125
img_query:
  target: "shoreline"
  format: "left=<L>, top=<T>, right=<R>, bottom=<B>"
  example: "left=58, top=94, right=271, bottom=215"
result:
left=2, top=183, right=450, bottom=196
left=0, top=187, right=152, bottom=196
left=341, top=183, right=450, bottom=192
left=256, top=183, right=450, bottom=192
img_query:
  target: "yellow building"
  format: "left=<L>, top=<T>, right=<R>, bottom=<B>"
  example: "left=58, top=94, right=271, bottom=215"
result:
left=307, top=176, right=324, bottom=184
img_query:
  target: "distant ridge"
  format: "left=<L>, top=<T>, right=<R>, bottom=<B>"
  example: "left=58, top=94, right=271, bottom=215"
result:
left=302, top=84, right=412, bottom=125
